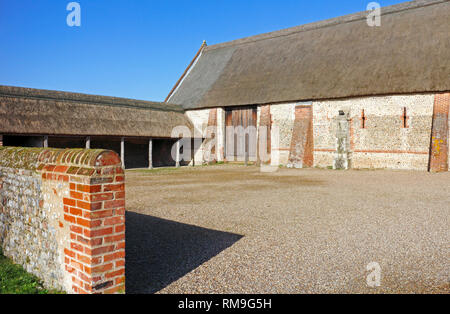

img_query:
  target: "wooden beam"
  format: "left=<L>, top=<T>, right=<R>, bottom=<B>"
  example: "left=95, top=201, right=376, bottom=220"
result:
left=43, top=136, right=49, bottom=148
left=86, top=136, right=91, bottom=149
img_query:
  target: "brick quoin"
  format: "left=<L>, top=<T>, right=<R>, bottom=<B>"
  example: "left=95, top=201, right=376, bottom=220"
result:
left=206, top=108, right=218, bottom=163
left=257, top=105, right=272, bottom=165
left=38, top=149, right=125, bottom=294
left=288, top=105, right=314, bottom=167
left=429, top=93, right=450, bottom=172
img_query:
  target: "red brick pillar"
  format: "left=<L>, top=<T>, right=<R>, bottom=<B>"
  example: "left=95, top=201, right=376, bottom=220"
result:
left=429, top=93, right=449, bottom=172
left=38, top=149, right=126, bottom=294
left=206, top=109, right=218, bottom=163
left=288, top=105, right=314, bottom=168
left=257, top=105, right=272, bottom=165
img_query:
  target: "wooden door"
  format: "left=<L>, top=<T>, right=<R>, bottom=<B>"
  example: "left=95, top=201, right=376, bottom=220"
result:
left=225, top=106, right=257, bottom=161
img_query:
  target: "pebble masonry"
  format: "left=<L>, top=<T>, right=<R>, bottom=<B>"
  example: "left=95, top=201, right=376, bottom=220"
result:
left=0, top=147, right=125, bottom=294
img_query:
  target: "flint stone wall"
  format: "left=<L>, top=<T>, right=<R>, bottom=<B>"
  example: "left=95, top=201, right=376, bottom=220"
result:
left=0, top=147, right=126, bottom=294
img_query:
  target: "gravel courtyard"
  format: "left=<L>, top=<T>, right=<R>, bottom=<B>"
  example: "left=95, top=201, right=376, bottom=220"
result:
left=124, top=165, right=449, bottom=294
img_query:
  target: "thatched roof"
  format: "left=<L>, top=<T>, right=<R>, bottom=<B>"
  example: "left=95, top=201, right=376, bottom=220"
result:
left=168, top=0, right=450, bottom=109
left=0, top=85, right=193, bottom=138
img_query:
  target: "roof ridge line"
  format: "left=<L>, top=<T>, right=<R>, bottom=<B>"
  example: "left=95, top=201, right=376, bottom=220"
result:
left=165, top=40, right=208, bottom=103
left=0, top=85, right=185, bottom=113
left=205, top=0, right=447, bottom=51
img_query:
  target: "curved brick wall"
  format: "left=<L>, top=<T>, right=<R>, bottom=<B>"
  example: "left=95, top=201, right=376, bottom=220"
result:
left=0, top=147, right=125, bottom=294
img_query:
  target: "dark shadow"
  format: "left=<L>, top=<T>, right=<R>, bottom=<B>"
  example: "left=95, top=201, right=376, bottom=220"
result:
left=125, top=212, right=243, bottom=294
left=124, top=139, right=149, bottom=169
left=48, top=136, right=86, bottom=149
left=3, top=135, right=45, bottom=147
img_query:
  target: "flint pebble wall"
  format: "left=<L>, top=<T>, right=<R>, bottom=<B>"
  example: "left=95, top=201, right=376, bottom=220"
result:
left=0, top=147, right=126, bottom=294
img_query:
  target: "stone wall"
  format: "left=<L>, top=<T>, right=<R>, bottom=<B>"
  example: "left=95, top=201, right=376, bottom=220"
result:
left=270, top=103, right=296, bottom=166
left=184, top=93, right=450, bottom=171
left=0, top=147, right=125, bottom=294
left=186, top=109, right=210, bottom=165
left=0, top=163, right=65, bottom=289
left=185, top=108, right=225, bottom=164
left=313, top=94, right=436, bottom=170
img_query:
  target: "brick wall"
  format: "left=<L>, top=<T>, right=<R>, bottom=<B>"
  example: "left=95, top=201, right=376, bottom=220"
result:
left=429, top=93, right=449, bottom=172
left=206, top=108, right=218, bottom=163
left=257, top=105, right=272, bottom=165
left=288, top=105, right=314, bottom=168
left=0, top=147, right=125, bottom=294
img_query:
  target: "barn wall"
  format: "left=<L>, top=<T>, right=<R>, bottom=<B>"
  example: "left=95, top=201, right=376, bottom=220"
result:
left=313, top=94, right=435, bottom=170
left=185, top=108, right=225, bottom=165
left=186, top=104, right=296, bottom=166
left=184, top=93, right=449, bottom=171
left=288, top=105, right=314, bottom=168
left=185, top=109, right=210, bottom=165
left=269, top=103, right=296, bottom=166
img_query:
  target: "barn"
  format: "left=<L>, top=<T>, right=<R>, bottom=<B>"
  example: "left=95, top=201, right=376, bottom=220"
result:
left=0, top=0, right=449, bottom=172
left=166, top=0, right=450, bottom=172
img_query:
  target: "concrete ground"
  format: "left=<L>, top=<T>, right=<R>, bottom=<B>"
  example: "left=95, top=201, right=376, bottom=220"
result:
left=124, top=165, right=449, bottom=294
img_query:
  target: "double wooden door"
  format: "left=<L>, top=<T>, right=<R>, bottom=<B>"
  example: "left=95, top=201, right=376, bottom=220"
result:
left=225, top=106, right=257, bottom=161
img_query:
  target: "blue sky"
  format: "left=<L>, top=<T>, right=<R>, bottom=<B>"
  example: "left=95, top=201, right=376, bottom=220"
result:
left=0, top=0, right=406, bottom=102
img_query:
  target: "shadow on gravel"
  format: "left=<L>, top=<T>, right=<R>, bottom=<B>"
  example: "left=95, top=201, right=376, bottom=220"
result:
left=125, top=211, right=243, bottom=294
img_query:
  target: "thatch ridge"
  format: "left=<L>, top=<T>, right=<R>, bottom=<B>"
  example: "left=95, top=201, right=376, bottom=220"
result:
left=0, top=85, right=184, bottom=113
left=206, top=0, right=447, bottom=52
